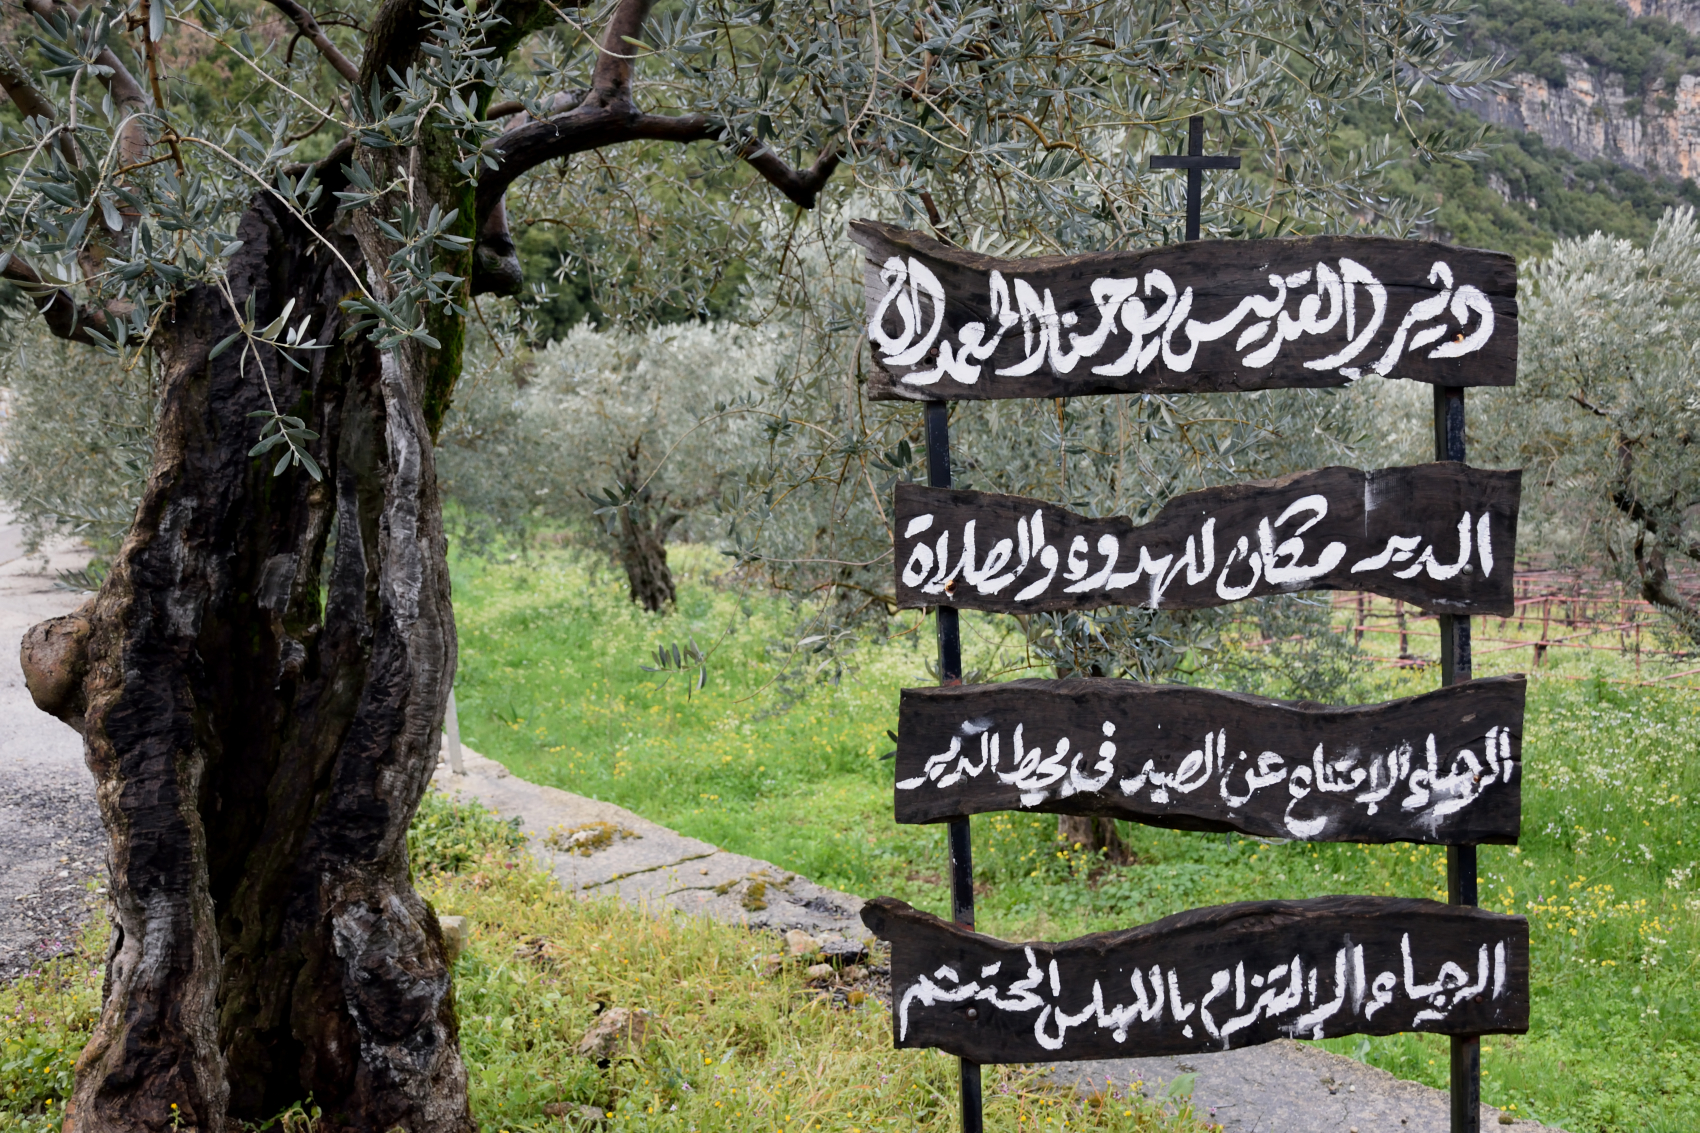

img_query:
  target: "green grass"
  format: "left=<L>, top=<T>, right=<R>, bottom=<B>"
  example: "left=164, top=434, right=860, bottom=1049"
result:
left=1, top=793, right=1207, bottom=1133
left=450, top=545, right=946, bottom=899
left=452, top=545, right=1700, bottom=1133
left=416, top=796, right=1207, bottom=1133
left=0, top=922, right=102, bottom=1132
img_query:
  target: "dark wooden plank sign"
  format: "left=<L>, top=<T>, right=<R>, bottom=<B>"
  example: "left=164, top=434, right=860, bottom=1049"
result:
left=849, top=221, right=1518, bottom=401
left=895, top=463, right=1521, bottom=616
left=861, top=896, right=1530, bottom=1065
left=893, top=675, right=1523, bottom=845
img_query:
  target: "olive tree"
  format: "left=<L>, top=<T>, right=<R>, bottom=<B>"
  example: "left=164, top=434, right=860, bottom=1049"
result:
left=4, top=2, right=837, bottom=1128
left=0, top=0, right=1492, bottom=1127
left=1478, top=206, right=1700, bottom=643
left=0, top=315, right=154, bottom=553
left=438, top=320, right=782, bottom=608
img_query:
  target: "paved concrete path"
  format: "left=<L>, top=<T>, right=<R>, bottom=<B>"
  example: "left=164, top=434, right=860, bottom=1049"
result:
left=432, top=746, right=871, bottom=942
left=1047, top=1042, right=1551, bottom=1131
left=0, top=522, right=104, bottom=978
left=439, top=742, right=1558, bottom=1133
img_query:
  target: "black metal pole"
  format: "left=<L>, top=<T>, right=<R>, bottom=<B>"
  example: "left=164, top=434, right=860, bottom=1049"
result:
left=1185, top=115, right=1204, bottom=242
left=1435, top=385, right=1480, bottom=1133
left=925, top=400, right=982, bottom=1133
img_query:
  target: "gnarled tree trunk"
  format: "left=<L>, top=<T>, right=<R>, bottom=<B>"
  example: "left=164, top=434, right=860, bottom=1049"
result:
left=616, top=504, right=680, bottom=613
left=1056, top=816, right=1134, bottom=865
left=26, top=191, right=469, bottom=1133
left=612, top=440, right=680, bottom=612
left=10, top=2, right=837, bottom=1125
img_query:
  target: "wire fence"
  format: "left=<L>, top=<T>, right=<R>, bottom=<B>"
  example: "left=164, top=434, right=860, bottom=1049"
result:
left=1330, top=562, right=1700, bottom=689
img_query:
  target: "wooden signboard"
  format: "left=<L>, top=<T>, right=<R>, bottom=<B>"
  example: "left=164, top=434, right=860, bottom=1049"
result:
left=892, top=675, right=1523, bottom=845
left=861, top=895, right=1530, bottom=1065
left=894, top=463, right=1521, bottom=616
left=850, top=221, right=1518, bottom=401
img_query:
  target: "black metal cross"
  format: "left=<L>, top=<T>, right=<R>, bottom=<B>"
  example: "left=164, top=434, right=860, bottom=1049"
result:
left=1149, top=115, right=1240, bottom=241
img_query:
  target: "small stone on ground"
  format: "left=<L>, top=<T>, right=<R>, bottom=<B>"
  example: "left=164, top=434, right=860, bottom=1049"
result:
left=575, top=1006, right=653, bottom=1060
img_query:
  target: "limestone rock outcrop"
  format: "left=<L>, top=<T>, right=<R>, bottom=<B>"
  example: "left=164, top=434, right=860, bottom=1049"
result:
left=1622, top=0, right=1700, bottom=36
left=1461, top=54, right=1700, bottom=180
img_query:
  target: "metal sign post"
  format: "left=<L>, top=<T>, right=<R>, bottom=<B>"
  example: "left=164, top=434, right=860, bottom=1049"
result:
left=1437, top=384, right=1481, bottom=1133
left=868, top=116, right=1521, bottom=1133
left=925, top=399, right=981, bottom=1133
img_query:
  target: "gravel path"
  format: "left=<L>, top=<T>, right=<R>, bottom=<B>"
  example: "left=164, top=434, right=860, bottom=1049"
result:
left=433, top=746, right=873, bottom=943
left=0, top=522, right=105, bottom=981
left=1044, top=1042, right=1552, bottom=1131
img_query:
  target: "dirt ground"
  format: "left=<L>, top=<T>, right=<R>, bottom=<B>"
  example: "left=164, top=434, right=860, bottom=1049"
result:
left=0, top=521, right=104, bottom=980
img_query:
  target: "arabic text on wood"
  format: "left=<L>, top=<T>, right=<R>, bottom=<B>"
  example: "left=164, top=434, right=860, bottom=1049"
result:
left=862, top=895, right=1530, bottom=1065
left=892, top=675, right=1523, bottom=844
left=895, top=464, right=1521, bottom=617
left=851, top=221, right=1518, bottom=401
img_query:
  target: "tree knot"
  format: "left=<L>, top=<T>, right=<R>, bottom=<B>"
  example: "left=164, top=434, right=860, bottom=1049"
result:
left=21, top=601, right=94, bottom=732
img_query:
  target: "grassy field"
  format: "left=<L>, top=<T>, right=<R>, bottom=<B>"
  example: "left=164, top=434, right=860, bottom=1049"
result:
left=420, top=796, right=1206, bottom=1133
left=1, top=794, right=1207, bottom=1133
left=450, top=546, right=1700, bottom=1133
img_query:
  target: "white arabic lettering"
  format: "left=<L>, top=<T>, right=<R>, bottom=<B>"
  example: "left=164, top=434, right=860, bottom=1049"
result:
left=868, top=257, right=1496, bottom=385
left=895, top=931, right=1516, bottom=1053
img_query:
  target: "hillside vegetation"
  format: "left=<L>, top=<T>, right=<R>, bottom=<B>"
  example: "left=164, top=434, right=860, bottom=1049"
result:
left=1466, top=0, right=1700, bottom=99
left=1353, top=0, right=1700, bottom=259
left=1345, top=98, right=1700, bottom=260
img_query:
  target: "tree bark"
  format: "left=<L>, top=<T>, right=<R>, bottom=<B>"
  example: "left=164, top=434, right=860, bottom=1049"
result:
left=10, top=1, right=843, bottom=1120
left=1631, top=531, right=1700, bottom=645
left=611, top=441, right=679, bottom=613
left=1056, top=816, right=1134, bottom=865
left=616, top=508, right=679, bottom=613
left=1608, top=436, right=1700, bottom=647
left=25, top=190, right=470, bottom=1133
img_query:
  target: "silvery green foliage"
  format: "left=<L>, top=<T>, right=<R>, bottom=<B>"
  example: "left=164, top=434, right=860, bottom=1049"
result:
left=0, top=0, right=1498, bottom=684
left=0, top=0, right=1498, bottom=432
left=1475, top=206, right=1700, bottom=644
left=433, top=344, right=555, bottom=552
left=1353, top=374, right=1434, bottom=469
left=0, top=318, right=155, bottom=553
left=437, top=320, right=780, bottom=552
left=696, top=196, right=1380, bottom=691
left=1205, top=592, right=1376, bottom=705
left=516, top=0, right=1499, bottom=327
left=0, top=0, right=1494, bottom=351
left=0, top=0, right=499, bottom=352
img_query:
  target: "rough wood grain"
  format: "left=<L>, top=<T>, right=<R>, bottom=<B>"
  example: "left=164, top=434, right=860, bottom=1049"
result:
left=30, top=192, right=471, bottom=1133
left=893, top=675, right=1523, bottom=844
left=862, top=896, right=1530, bottom=1065
left=894, top=463, right=1520, bottom=616
left=849, top=221, right=1518, bottom=400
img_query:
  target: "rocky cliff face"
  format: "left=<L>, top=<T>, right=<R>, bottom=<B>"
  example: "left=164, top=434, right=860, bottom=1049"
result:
left=1463, top=55, right=1700, bottom=180
left=1621, top=0, right=1700, bottom=35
